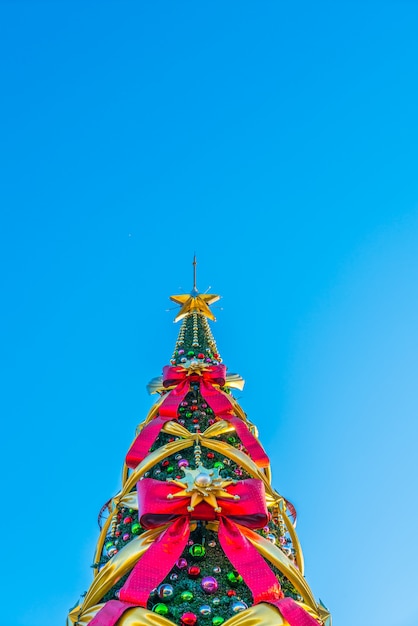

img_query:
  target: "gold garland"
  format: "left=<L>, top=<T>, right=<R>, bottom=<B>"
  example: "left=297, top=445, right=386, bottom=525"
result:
left=70, top=600, right=322, bottom=626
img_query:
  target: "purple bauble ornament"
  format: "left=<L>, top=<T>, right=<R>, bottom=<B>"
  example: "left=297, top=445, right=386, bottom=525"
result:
left=178, top=459, right=189, bottom=468
left=176, top=557, right=188, bottom=569
left=201, top=576, right=218, bottom=594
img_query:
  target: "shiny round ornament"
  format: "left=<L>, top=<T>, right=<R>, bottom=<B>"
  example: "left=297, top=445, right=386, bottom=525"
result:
left=175, top=453, right=183, bottom=460
left=194, top=473, right=212, bottom=487
left=158, top=584, right=174, bottom=600
left=212, top=598, right=220, bottom=606
left=227, top=572, right=243, bottom=586
left=199, top=605, right=212, bottom=616
left=214, top=462, right=224, bottom=469
left=212, top=618, right=224, bottom=626
left=231, top=601, right=248, bottom=613
left=213, top=566, right=221, bottom=574
left=170, top=573, right=178, bottom=581
left=266, top=533, right=277, bottom=544
left=152, top=603, right=169, bottom=616
left=226, top=590, right=236, bottom=597
left=131, top=523, right=141, bottom=534
left=176, top=558, right=188, bottom=569
left=181, top=591, right=194, bottom=602
left=178, top=459, right=189, bottom=468
left=181, top=613, right=198, bottom=626
left=189, top=544, right=206, bottom=559
left=208, top=540, right=216, bottom=548
left=188, top=565, right=201, bottom=578
left=123, top=516, right=133, bottom=524
left=107, top=546, right=118, bottom=557
left=122, top=533, right=130, bottom=541
left=166, top=465, right=174, bottom=473
left=201, top=576, right=218, bottom=594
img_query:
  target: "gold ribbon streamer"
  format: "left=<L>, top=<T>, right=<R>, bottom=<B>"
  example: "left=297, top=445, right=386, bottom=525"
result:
left=71, top=600, right=321, bottom=626
left=118, top=434, right=275, bottom=506
left=80, top=516, right=315, bottom=623
left=93, top=492, right=141, bottom=576
left=241, top=526, right=316, bottom=611
left=81, top=527, right=169, bottom=618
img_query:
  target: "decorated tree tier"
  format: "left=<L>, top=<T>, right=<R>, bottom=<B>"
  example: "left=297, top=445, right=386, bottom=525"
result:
left=68, top=265, right=331, bottom=626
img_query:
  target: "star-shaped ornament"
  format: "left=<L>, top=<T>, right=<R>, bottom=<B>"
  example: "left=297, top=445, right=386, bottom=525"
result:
left=166, top=465, right=239, bottom=513
left=170, top=287, right=220, bottom=323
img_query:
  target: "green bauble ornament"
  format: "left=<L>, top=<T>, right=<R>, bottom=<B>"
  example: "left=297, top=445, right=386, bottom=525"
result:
left=214, top=462, right=224, bottom=470
left=213, top=618, right=224, bottom=626
left=166, top=466, right=174, bottom=474
left=227, top=571, right=243, bottom=586
left=152, top=603, right=169, bottom=616
left=181, top=591, right=194, bottom=602
left=131, top=523, right=141, bottom=534
left=189, top=544, right=206, bottom=559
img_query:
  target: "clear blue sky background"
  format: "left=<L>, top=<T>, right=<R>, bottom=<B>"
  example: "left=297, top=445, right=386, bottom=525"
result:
left=1, top=2, right=418, bottom=625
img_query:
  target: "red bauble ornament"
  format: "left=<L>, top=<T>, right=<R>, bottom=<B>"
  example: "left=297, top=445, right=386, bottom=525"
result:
left=188, top=566, right=201, bottom=578
left=207, top=452, right=215, bottom=459
left=123, top=516, right=133, bottom=524
left=181, top=613, right=198, bottom=626
left=227, top=590, right=236, bottom=597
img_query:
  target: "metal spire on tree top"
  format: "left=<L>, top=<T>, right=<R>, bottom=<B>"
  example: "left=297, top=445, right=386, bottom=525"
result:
left=170, top=256, right=220, bottom=323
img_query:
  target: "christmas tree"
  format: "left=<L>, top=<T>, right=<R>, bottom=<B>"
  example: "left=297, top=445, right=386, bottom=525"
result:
left=68, top=261, right=331, bottom=626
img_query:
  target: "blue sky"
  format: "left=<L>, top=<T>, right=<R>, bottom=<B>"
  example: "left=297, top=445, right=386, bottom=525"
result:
left=1, top=2, right=418, bottom=625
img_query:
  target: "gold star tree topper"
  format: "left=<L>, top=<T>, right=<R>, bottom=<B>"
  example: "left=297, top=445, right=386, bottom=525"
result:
left=170, top=256, right=220, bottom=323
